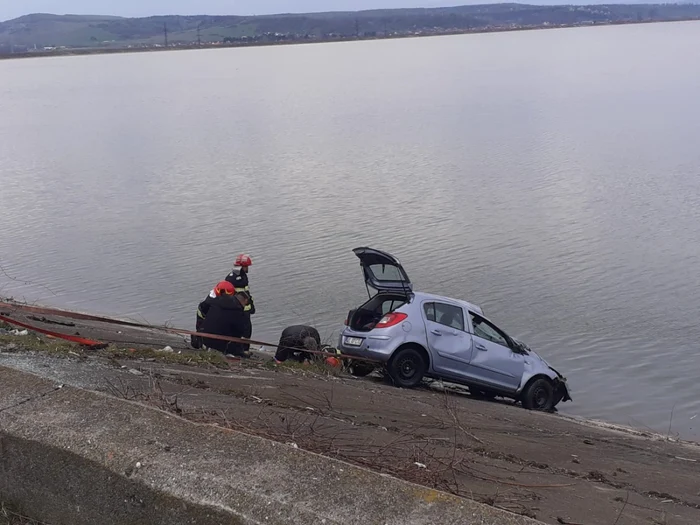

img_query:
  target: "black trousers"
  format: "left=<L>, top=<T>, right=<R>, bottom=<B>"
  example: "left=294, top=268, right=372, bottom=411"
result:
left=241, top=314, right=252, bottom=351
left=191, top=315, right=204, bottom=349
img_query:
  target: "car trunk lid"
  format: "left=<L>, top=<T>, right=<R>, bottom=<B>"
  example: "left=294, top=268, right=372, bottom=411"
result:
left=352, top=247, right=412, bottom=296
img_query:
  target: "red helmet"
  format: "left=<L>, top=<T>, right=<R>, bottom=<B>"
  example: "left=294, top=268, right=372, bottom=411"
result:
left=214, top=281, right=235, bottom=296
left=235, top=254, right=252, bottom=268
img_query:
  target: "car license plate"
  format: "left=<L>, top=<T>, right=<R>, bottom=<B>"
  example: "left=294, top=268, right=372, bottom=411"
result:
left=344, top=337, right=363, bottom=347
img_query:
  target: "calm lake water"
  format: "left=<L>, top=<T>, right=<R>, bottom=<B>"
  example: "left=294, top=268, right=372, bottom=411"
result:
left=1, top=21, right=699, bottom=440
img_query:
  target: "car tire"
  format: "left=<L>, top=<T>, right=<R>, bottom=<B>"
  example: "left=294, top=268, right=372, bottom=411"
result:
left=521, top=378, right=555, bottom=411
left=349, top=362, right=376, bottom=378
left=387, top=348, right=426, bottom=388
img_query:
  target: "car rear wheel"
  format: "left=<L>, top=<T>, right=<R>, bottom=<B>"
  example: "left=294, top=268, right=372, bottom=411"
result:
left=521, top=378, right=555, bottom=411
left=387, top=348, right=426, bottom=388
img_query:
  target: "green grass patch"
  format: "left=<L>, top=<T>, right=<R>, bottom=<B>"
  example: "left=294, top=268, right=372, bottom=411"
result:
left=0, top=334, right=77, bottom=355
left=104, top=347, right=231, bottom=368
left=0, top=335, right=230, bottom=369
left=264, top=357, right=346, bottom=377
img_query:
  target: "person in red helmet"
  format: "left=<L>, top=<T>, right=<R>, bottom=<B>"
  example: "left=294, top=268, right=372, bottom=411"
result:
left=200, top=284, right=251, bottom=357
left=225, top=254, right=255, bottom=351
left=191, top=281, right=236, bottom=349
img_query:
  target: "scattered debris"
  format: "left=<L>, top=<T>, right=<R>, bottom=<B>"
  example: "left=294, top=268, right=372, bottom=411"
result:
left=158, top=346, right=174, bottom=353
left=85, top=343, right=109, bottom=350
left=414, top=462, right=427, bottom=469
left=674, top=456, right=697, bottom=462
left=9, top=329, right=28, bottom=336
left=557, top=518, right=584, bottom=525
left=28, top=315, right=76, bottom=327
left=287, top=442, right=299, bottom=449
left=128, top=369, right=144, bottom=376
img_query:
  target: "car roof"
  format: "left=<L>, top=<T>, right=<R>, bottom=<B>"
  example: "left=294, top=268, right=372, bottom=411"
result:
left=412, top=291, right=484, bottom=315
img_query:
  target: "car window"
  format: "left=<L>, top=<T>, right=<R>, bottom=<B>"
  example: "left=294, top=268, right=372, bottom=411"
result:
left=381, top=299, right=405, bottom=315
left=469, top=313, right=510, bottom=348
left=423, top=303, right=436, bottom=321
left=424, top=302, right=465, bottom=331
left=369, top=264, right=404, bottom=282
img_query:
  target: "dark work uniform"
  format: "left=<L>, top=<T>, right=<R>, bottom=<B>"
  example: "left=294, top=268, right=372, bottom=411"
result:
left=200, top=294, right=248, bottom=356
left=226, top=268, right=255, bottom=349
left=275, top=325, right=321, bottom=363
left=191, top=290, right=217, bottom=349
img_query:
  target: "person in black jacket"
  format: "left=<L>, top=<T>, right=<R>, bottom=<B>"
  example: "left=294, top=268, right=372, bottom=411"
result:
left=191, top=281, right=235, bottom=349
left=200, top=288, right=251, bottom=357
left=274, top=325, right=322, bottom=364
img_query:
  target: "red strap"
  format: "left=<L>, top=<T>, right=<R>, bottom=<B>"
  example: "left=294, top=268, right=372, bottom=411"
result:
left=0, top=315, right=104, bottom=346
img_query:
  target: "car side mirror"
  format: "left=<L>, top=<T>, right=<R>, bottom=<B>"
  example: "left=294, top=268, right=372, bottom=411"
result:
left=507, top=338, right=522, bottom=354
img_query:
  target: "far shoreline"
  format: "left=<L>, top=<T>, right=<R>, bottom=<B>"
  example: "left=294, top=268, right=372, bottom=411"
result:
left=1, top=17, right=698, bottom=62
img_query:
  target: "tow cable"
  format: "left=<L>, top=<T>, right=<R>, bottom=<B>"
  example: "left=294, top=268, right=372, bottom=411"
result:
left=0, top=301, right=382, bottom=364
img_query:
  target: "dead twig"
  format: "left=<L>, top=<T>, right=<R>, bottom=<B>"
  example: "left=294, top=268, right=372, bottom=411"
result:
left=443, top=391, right=484, bottom=444
left=613, top=491, right=630, bottom=525
left=666, top=404, right=676, bottom=440
left=0, top=262, right=57, bottom=297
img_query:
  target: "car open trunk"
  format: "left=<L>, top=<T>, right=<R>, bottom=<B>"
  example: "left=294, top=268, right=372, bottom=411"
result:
left=348, top=293, right=409, bottom=332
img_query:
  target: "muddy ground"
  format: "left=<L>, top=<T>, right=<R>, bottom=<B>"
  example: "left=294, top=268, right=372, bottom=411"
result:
left=1, top=305, right=699, bottom=525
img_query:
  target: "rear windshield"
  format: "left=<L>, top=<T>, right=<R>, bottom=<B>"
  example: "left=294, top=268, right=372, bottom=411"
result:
left=369, top=264, right=405, bottom=282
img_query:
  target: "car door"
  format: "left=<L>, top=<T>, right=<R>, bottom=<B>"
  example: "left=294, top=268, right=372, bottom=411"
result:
left=466, top=311, right=525, bottom=392
left=423, top=301, right=474, bottom=378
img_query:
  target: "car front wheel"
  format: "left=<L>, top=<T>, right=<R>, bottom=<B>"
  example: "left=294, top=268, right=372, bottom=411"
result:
left=387, top=348, right=426, bottom=388
left=521, top=378, right=555, bottom=411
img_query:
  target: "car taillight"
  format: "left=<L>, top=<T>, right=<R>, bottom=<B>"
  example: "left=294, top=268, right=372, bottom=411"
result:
left=344, top=315, right=349, bottom=326
left=375, top=312, right=408, bottom=328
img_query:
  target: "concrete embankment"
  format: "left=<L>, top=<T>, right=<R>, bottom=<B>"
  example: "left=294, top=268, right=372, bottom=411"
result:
left=0, top=365, right=542, bottom=525
left=2, top=306, right=700, bottom=525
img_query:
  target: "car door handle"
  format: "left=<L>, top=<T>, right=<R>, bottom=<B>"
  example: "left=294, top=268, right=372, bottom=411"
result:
left=476, top=344, right=488, bottom=351
left=431, top=329, right=442, bottom=336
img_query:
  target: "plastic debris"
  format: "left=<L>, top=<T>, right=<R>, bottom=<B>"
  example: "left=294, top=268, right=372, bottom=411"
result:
left=158, top=346, right=174, bottom=353
left=286, top=442, right=299, bottom=449
left=414, top=462, right=427, bottom=469
left=9, top=329, right=29, bottom=336
left=128, top=369, right=144, bottom=376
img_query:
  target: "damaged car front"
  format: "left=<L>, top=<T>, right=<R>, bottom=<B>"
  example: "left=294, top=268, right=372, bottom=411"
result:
left=513, top=338, right=572, bottom=408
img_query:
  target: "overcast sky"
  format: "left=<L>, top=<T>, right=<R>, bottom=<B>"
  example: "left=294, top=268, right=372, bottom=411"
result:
left=0, top=1, right=495, bottom=21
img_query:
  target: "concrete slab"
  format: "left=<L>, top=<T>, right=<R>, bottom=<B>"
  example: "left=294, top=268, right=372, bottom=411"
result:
left=0, top=365, right=543, bottom=525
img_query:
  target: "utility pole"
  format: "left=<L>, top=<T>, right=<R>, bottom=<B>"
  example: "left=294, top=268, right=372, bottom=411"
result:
left=197, top=23, right=202, bottom=47
left=355, top=17, right=360, bottom=38
left=164, top=22, right=168, bottom=47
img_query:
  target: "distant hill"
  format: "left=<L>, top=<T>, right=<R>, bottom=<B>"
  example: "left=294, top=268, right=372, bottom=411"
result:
left=1, top=3, right=700, bottom=49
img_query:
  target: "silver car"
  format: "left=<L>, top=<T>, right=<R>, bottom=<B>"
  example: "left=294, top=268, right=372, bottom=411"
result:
left=338, top=247, right=572, bottom=411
